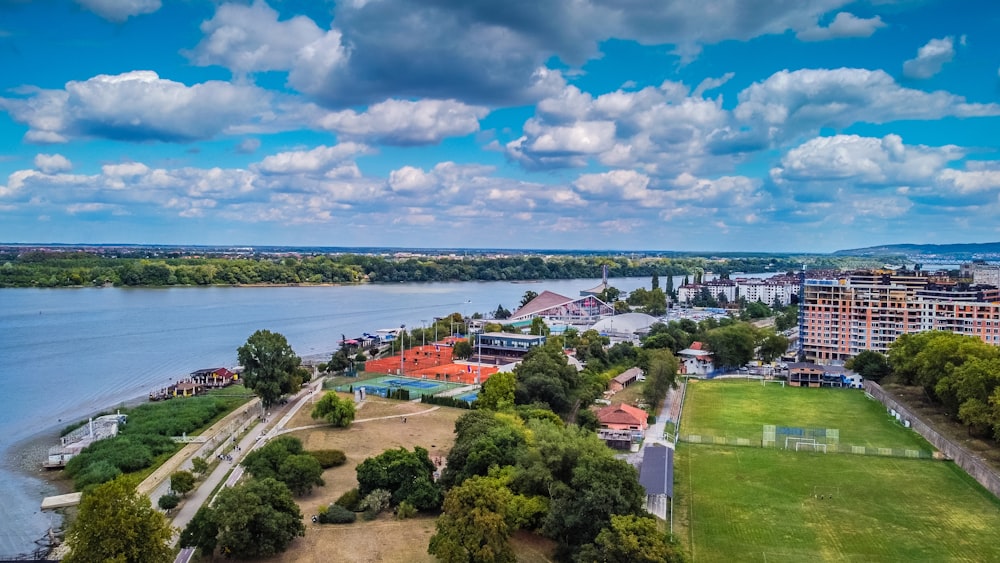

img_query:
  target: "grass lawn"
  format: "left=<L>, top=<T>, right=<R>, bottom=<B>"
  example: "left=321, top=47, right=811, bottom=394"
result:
left=675, top=444, right=1000, bottom=562
left=681, top=380, right=930, bottom=450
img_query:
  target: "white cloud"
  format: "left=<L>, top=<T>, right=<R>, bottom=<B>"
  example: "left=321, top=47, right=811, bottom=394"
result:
left=319, top=99, right=488, bottom=145
left=772, top=134, right=963, bottom=185
left=75, top=0, right=160, bottom=22
left=0, top=71, right=274, bottom=143
left=797, top=12, right=886, bottom=41
left=188, top=1, right=332, bottom=77
left=903, top=37, right=955, bottom=79
left=573, top=170, right=658, bottom=206
left=34, top=154, right=72, bottom=173
left=734, top=68, right=999, bottom=137
left=236, top=138, right=261, bottom=154
left=255, top=143, right=370, bottom=175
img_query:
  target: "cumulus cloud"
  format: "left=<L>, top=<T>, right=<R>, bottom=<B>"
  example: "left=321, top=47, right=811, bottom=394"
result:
left=903, top=37, right=955, bottom=79
left=34, top=154, right=72, bottom=173
left=771, top=134, right=963, bottom=186
left=796, top=12, right=885, bottom=41
left=255, top=143, right=370, bottom=175
left=236, top=138, right=261, bottom=154
left=75, top=0, right=160, bottom=22
left=0, top=71, right=275, bottom=143
left=734, top=68, right=999, bottom=138
left=187, top=0, right=856, bottom=106
left=187, top=1, right=332, bottom=77
left=319, top=99, right=489, bottom=145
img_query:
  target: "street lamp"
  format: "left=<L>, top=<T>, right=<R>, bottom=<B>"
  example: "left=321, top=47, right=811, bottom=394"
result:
left=399, top=324, right=406, bottom=375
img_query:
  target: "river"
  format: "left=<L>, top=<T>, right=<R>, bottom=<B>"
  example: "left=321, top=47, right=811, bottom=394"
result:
left=4, top=276, right=698, bottom=554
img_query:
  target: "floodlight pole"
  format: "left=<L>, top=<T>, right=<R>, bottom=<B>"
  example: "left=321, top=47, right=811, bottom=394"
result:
left=400, top=324, right=406, bottom=375
left=421, top=319, right=427, bottom=347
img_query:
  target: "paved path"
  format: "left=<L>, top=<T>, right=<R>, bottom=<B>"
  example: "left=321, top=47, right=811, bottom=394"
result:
left=171, top=379, right=325, bottom=563
left=272, top=405, right=441, bottom=436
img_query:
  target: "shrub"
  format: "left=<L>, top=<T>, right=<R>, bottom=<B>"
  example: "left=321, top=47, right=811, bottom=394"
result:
left=359, top=489, right=392, bottom=516
left=335, top=488, right=361, bottom=512
left=308, top=449, right=347, bottom=468
left=647, top=414, right=656, bottom=424
left=318, top=504, right=356, bottom=524
left=158, top=493, right=180, bottom=511
left=395, top=501, right=417, bottom=520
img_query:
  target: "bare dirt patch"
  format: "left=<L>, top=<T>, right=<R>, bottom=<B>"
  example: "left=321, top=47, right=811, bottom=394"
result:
left=268, top=398, right=464, bottom=562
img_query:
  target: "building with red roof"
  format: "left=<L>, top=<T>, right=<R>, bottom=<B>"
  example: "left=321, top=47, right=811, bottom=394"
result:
left=596, top=403, right=649, bottom=432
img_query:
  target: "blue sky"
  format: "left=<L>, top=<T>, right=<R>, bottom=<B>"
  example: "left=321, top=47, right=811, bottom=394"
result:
left=1, top=0, right=999, bottom=252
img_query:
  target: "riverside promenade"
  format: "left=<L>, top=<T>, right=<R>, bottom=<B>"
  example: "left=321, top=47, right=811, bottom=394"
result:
left=171, top=378, right=325, bottom=563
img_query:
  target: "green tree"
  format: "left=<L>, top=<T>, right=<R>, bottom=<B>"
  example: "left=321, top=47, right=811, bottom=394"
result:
left=63, top=476, right=174, bottom=563
left=577, top=514, right=685, bottom=563
left=844, top=350, right=892, bottom=382
left=703, top=323, right=756, bottom=369
left=529, top=316, right=550, bottom=336
left=241, top=436, right=305, bottom=481
left=428, top=475, right=516, bottom=563
left=756, top=331, right=789, bottom=363
left=237, top=329, right=307, bottom=407
left=453, top=340, right=473, bottom=359
left=212, top=477, right=305, bottom=559
left=356, top=447, right=442, bottom=510
left=180, top=506, right=218, bottom=556
left=514, top=343, right=580, bottom=416
left=477, top=370, right=516, bottom=411
left=641, top=349, right=679, bottom=407
left=158, top=493, right=180, bottom=512
left=311, top=391, right=356, bottom=427
left=520, top=291, right=538, bottom=308
left=494, top=304, right=512, bottom=319
left=741, top=300, right=771, bottom=319
left=325, top=349, right=351, bottom=373
left=544, top=455, right=646, bottom=556
left=278, top=454, right=325, bottom=496
left=191, top=456, right=209, bottom=477
left=170, top=470, right=196, bottom=496
left=651, top=272, right=659, bottom=290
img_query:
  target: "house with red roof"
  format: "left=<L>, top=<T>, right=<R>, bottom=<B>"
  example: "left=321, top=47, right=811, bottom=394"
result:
left=596, top=403, right=649, bottom=432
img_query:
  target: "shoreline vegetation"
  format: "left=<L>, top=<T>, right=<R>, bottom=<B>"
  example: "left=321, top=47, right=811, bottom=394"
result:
left=0, top=246, right=896, bottom=288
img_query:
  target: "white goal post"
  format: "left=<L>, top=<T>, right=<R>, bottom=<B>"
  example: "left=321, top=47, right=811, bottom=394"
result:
left=796, top=442, right=827, bottom=453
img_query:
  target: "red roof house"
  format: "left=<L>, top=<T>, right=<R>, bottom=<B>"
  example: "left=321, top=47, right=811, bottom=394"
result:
left=596, top=403, right=649, bottom=432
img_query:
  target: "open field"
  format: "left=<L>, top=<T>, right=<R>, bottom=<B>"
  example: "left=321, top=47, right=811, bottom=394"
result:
left=676, top=379, right=1000, bottom=562
left=681, top=380, right=930, bottom=449
left=236, top=396, right=556, bottom=562
left=675, top=444, right=1000, bottom=562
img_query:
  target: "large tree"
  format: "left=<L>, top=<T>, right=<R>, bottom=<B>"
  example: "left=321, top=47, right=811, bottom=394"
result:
left=211, top=477, right=305, bottom=559
left=844, top=350, right=892, bottom=382
left=514, top=343, right=580, bottom=416
left=311, top=391, right=356, bottom=427
left=356, top=446, right=442, bottom=510
left=640, top=349, right=679, bottom=407
left=63, top=476, right=174, bottom=563
left=477, top=370, right=516, bottom=411
left=237, top=329, right=308, bottom=407
left=428, top=475, right=516, bottom=563
left=577, top=514, right=686, bottom=563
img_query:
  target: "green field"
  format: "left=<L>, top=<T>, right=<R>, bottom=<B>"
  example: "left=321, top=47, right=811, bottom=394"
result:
left=677, top=445, right=1000, bottom=562
left=681, top=380, right=930, bottom=449
left=676, top=380, right=1000, bottom=562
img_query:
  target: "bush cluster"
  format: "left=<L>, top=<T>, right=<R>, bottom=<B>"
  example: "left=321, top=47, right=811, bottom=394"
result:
left=334, top=488, right=361, bottom=512
left=420, top=394, right=472, bottom=409
left=318, top=504, right=356, bottom=524
left=307, top=449, right=347, bottom=468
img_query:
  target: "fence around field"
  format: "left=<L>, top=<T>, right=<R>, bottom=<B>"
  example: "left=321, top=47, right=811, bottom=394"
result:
left=864, top=381, right=1000, bottom=498
left=677, top=433, right=935, bottom=459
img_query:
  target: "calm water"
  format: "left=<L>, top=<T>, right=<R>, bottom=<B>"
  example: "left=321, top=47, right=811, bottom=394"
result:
left=1, top=276, right=673, bottom=554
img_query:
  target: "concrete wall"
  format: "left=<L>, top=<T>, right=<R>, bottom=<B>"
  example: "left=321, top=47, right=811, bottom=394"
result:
left=864, top=381, right=1000, bottom=499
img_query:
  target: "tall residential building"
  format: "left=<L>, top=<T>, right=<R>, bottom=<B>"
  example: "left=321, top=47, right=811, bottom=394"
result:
left=800, top=269, right=1000, bottom=363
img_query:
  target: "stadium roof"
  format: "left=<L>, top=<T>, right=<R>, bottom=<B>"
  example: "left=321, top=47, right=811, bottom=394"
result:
left=590, top=313, right=658, bottom=335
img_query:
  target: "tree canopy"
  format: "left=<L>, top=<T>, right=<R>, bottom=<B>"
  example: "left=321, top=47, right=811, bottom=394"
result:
left=311, top=391, right=356, bottom=427
left=428, top=475, right=516, bottom=563
left=210, top=477, right=305, bottom=558
left=356, top=447, right=442, bottom=511
left=63, top=476, right=174, bottom=563
left=513, top=342, right=580, bottom=417
left=237, top=329, right=308, bottom=407
left=241, top=435, right=324, bottom=495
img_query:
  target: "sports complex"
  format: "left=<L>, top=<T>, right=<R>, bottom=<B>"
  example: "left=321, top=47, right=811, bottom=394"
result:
left=674, top=379, right=1000, bottom=562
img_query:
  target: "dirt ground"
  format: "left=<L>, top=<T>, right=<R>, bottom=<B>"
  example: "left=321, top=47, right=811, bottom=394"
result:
left=265, top=396, right=463, bottom=563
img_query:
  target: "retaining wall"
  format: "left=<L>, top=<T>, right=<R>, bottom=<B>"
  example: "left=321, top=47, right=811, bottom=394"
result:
left=864, top=381, right=1000, bottom=498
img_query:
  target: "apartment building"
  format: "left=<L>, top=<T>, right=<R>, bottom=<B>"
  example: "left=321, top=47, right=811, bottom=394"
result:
left=676, top=275, right=799, bottom=306
left=800, top=269, right=1000, bottom=362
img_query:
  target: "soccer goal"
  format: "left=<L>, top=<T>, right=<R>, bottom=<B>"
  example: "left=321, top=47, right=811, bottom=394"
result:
left=785, top=436, right=823, bottom=450
left=795, top=441, right=827, bottom=453
left=761, top=379, right=785, bottom=387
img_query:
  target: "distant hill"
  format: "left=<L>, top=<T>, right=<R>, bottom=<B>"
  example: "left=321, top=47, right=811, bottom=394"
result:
left=834, top=242, right=1000, bottom=258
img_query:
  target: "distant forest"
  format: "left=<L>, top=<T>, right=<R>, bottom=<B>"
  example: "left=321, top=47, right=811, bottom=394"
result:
left=0, top=249, right=875, bottom=288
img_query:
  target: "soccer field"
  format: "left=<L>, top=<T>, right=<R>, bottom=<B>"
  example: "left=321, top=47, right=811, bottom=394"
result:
left=680, top=379, right=930, bottom=449
left=677, top=445, right=1000, bottom=562
left=676, top=380, right=1000, bottom=562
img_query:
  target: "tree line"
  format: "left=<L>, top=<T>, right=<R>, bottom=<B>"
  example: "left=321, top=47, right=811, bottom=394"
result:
left=1, top=248, right=859, bottom=287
